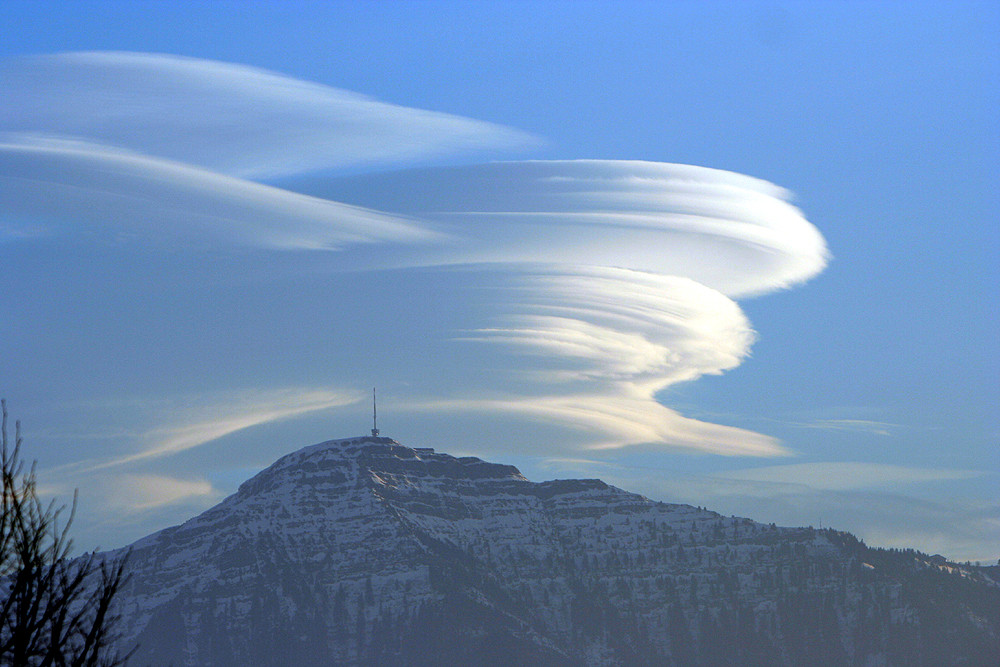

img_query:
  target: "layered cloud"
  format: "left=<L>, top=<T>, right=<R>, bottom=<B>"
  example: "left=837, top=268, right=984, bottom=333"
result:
left=434, top=265, right=784, bottom=455
left=295, top=161, right=824, bottom=453
left=0, top=52, right=537, bottom=178
left=1, top=51, right=830, bottom=533
left=305, top=161, right=829, bottom=297
left=0, top=134, right=439, bottom=250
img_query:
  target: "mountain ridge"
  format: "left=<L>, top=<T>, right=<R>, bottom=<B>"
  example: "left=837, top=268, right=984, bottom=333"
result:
left=106, top=435, right=999, bottom=666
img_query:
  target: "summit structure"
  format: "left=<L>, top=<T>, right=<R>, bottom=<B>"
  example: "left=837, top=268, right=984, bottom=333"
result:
left=371, top=387, right=379, bottom=437
left=103, top=435, right=999, bottom=666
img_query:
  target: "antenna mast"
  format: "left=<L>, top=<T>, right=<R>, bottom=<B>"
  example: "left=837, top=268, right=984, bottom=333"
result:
left=371, top=387, right=379, bottom=437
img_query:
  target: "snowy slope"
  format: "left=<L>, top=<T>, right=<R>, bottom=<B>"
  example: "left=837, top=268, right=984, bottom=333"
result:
left=107, top=436, right=1000, bottom=666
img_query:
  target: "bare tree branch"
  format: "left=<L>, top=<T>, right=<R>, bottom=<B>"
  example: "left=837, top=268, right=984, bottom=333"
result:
left=0, top=400, right=133, bottom=666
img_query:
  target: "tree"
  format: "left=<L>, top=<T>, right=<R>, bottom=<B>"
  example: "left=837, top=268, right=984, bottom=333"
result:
left=0, top=400, right=132, bottom=666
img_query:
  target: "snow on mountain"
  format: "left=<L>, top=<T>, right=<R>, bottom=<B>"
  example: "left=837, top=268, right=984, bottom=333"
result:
left=107, top=436, right=999, bottom=666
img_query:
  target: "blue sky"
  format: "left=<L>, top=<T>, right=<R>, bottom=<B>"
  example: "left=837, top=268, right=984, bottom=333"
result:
left=1, top=1, right=997, bottom=561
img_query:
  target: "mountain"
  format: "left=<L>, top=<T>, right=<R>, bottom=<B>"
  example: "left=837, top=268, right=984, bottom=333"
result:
left=106, top=436, right=999, bottom=666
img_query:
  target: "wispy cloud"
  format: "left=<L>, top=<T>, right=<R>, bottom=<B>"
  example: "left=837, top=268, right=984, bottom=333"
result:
left=0, top=52, right=537, bottom=178
left=0, top=134, right=441, bottom=250
left=112, top=474, right=218, bottom=511
left=2, top=53, right=828, bottom=465
left=127, top=389, right=359, bottom=464
left=791, top=419, right=898, bottom=436
left=55, top=388, right=364, bottom=473
left=408, top=393, right=787, bottom=456
left=469, top=267, right=754, bottom=384
left=715, top=462, right=984, bottom=490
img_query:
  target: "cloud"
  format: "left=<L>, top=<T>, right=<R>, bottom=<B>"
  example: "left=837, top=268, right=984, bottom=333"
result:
left=27, top=388, right=360, bottom=548
left=1, top=151, right=826, bottom=455
left=416, top=394, right=786, bottom=456
left=0, top=134, right=440, bottom=250
left=466, top=267, right=754, bottom=387
left=112, top=474, right=218, bottom=511
left=1, top=53, right=829, bottom=467
left=791, top=419, right=897, bottom=436
left=288, top=160, right=828, bottom=454
left=428, top=265, right=784, bottom=455
left=300, top=160, right=829, bottom=297
left=666, top=478, right=1000, bottom=563
left=715, top=462, right=984, bottom=490
left=1, top=155, right=823, bottom=456
left=0, top=52, right=537, bottom=178
left=62, top=388, right=364, bottom=472
left=36, top=471, right=222, bottom=551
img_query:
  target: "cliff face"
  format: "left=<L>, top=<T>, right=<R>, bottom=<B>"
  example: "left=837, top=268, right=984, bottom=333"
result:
left=110, top=437, right=999, bottom=666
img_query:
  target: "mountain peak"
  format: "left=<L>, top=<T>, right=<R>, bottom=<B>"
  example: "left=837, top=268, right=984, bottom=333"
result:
left=109, top=435, right=1000, bottom=667
left=235, top=435, right=529, bottom=501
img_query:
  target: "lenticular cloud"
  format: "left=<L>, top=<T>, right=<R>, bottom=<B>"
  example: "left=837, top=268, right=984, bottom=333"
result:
left=0, top=52, right=537, bottom=178
left=308, top=160, right=828, bottom=297
left=443, top=266, right=783, bottom=455
left=0, top=134, right=439, bottom=250
left=0, top=51, right=828, bottom=461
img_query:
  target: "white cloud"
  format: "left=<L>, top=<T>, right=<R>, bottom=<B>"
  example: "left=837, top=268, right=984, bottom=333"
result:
left=409, top=393, right=786, bottom=456
left=291, top=158, right=827, bottom=454
left=433, top=265, right=781, bottom=454
left=0, top=52, right=537, bottom=178
left=301, top=160, right=829, bottom=297
left=1, top=153, right=824, bottom=455
left=1, top=53, right=829, bottom=463
left=475, top=267, right=754, bottom=387
left=0, top=134, right=441, bottom=250
left=70, top=388, right=364, bottom=471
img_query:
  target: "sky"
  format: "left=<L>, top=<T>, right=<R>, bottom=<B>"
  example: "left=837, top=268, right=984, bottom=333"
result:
left=0, top=1, right=997, bottom=562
